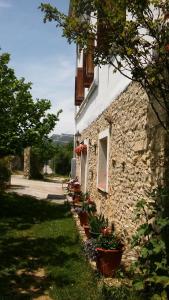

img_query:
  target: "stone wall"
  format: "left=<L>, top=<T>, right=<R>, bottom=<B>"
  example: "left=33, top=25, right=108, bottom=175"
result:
left=24, top=147, right=31, bottom=179
left=77, top=82, right=168, bottom=250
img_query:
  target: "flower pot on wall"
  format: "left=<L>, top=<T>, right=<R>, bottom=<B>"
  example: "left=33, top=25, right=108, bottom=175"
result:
left=96, top=248, right=123, bottom=277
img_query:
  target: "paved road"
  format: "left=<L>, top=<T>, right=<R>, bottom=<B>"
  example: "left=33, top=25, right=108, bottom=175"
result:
left=10, top=175, right=66, bottom=203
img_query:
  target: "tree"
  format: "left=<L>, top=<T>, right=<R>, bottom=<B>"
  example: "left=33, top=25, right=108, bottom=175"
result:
left=40, top=0, right=169, bottom=130
left=30, top=138, right=57, bottom=179
left=0, top=52, right=61, bottom=157
left=51, top=142, right=73, bottom=176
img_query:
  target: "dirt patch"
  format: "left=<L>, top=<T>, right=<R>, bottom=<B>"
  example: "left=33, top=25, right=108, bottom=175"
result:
left=16, top=268, right=45, bottom=278
left=14, top=268, right=52, bottom=299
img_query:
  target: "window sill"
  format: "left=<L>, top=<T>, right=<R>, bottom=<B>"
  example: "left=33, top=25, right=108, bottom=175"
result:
left=97, top=186, right=108, bottom=194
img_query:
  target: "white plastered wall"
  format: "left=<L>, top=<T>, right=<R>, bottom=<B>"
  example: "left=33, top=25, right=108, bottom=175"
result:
left=75, top=65, right=131, bottom=132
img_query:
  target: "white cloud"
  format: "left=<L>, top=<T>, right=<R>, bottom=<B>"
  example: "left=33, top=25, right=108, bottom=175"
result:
left=10, top=54, right=75, bottom=134
left=0, top=0, right=12, bottom=8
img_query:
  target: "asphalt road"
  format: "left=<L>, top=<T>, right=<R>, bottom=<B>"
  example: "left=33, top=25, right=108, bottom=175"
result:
left=10, top=175, right=66, bottom=203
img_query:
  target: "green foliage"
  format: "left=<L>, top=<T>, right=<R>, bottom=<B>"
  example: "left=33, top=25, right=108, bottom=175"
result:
left=101, top=284, right=141, bottom=300
left=0, top=158, right=11, bottom=189
left=82, top=199, right=97, bottom=214
left=89, top=214, right=108, bottom=234
left=131, top=189, right=169, bottom=299
left=51, top=142, right=73, bottom=176
left=40, top=0, right=169, bottom=130
left=30, top=138, right=56, bottom=179
left=0, top=52, right=61, bottom=157
left=96, top=232, right=123, bottom=250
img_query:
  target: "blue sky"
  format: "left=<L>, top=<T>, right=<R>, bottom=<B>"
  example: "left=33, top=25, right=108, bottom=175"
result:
left=0, top=0, right=75, bottom=134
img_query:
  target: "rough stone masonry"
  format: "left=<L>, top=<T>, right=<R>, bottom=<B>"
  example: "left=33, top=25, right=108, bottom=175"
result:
left=77, top=82, right=168, bottom=254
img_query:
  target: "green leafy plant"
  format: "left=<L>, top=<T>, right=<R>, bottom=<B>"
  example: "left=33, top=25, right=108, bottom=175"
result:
left=101, top=283, right=140, bottom=300
left=96, top=233, right=123, bottom=250
left=89, top=214, right=108, bottom=234
left=82, top=200, right=97, bottom=214
left=131, top=188, right=169, bottom=299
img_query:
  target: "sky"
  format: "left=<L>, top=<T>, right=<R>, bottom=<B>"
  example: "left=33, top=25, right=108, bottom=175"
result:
left=0, top=0, right=75, bottom=135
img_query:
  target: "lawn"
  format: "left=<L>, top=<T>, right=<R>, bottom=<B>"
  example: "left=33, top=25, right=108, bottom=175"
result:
left=0, top=192, right=102, bottom=300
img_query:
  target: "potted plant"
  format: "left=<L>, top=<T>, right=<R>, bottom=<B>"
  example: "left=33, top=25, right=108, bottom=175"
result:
left=67, top=177, right=79, bottom=192
left=88, top=214, right=108, bottom=238
left=95, top=233, right=123, bottom=277
left=72, top=192, right=81, bottom=204
left=81, top=200, right=97, bottom=227
left=78, top=209, right=88, bottom=227
left=72, top=182, right=81, bottom=193
left=75, top=199, right=97, bottom=228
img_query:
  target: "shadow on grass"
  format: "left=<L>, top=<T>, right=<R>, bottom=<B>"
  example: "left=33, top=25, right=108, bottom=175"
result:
left=0, top=192, right=69, bottom=231
left=9, top=184, right=28, bottom=190
left=0, top=192, right=79, bottom=299
left=0, top=237, right=80, bottom=298
left=47, top=194, right=66, bottom=200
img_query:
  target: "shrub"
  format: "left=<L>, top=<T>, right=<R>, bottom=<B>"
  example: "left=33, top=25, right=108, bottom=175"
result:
left=131, top=188, right=169, bottom=299
left=101, top=284, right=140, bottom=300
left=0, top=158, right=11, bottom=189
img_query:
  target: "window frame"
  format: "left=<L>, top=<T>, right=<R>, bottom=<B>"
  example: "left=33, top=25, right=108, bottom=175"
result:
left=97, top=128, right=109, bottom=193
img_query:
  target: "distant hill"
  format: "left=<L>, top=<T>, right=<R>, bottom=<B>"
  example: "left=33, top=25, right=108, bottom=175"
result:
left=51, top=133, right=74, bottom=145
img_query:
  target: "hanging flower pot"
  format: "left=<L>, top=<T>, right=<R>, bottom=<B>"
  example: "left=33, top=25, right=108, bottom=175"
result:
left=81, top=144, right=87, bottom=154
left=75, top=144, right=87, bottom=156
left=75, top=145, right=81, bottom=156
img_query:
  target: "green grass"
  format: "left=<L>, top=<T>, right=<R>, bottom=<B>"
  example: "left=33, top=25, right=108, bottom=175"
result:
left=0, top=191, right=102, bottom=300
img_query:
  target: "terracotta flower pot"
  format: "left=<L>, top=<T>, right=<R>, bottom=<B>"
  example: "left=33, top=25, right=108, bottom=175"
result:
left=79, top=211, right=88, bottom=226
left=83, top=225, right=90, bottom=238
left=73, top=194, right=81, bottom=204
left=96, top=247, right=123, bottom=277
left=73, top=187, right=81, bottom=193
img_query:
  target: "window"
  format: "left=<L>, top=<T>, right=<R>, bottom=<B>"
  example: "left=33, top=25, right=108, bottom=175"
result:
left=80, top=140, right=88, bottom=193
left=97, top=129, right=109, bottom=193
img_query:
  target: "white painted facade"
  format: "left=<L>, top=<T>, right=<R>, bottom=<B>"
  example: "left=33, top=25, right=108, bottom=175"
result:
left=75, top=62, right=131, bottom=133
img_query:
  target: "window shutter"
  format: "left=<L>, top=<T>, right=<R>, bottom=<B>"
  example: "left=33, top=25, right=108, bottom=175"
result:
left=83, top=39, right=94, bottom=88
left=75, top=68, right=84, bottom=106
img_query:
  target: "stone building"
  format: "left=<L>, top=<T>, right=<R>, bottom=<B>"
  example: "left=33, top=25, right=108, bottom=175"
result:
left=72, top=6, right=168, bottom=247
